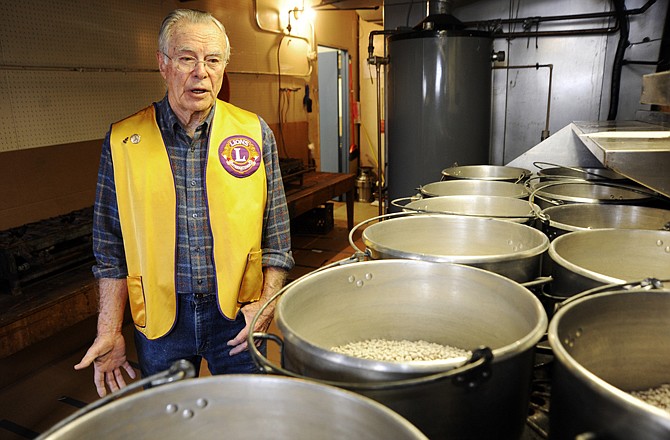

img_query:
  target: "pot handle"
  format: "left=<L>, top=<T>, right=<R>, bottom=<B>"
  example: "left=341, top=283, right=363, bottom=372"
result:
left=521, top=276, right=553, bottom=289
left=513, top=172, right=528, bottom=184
left=347, top=211, right=414, bottom=255
left=532, top=161, right=603, bottom=179
left=250, top=332, right=286, bottom=374
left=37, top=360, right=196, bottom=439
left=390, top=196, right=416, bottom=210
left=249, top=332, right=493, bottom=391
left=556, top=278, right=668, bottom=311
left=526, top=177, right=563, bottom=214
left=247, top=255, right=363, bottom=374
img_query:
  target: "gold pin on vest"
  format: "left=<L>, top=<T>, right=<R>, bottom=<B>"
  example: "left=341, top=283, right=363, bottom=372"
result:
left=130, top=134, right=141, bottom=144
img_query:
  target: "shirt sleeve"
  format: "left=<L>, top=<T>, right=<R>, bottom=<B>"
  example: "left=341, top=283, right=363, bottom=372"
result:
left=91, top=130, right=128, bottom=279
left=259, top=117, right=295, bottom=271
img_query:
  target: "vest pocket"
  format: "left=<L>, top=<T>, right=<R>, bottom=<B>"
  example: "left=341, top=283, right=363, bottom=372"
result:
left=237, top=250, right=263, bottom=305
left=126, top=275, right=146, bottom=328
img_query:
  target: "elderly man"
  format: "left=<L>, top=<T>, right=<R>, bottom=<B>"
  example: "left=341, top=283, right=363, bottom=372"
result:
left=75, top=9, right=294, bottom=397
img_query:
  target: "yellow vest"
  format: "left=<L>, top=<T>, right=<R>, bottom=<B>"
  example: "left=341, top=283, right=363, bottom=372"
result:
left=110, top=100, right=267, bottom=339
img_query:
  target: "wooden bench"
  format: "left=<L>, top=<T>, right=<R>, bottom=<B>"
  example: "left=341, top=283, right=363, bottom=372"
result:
left=284, top=171, right=356, bottom=230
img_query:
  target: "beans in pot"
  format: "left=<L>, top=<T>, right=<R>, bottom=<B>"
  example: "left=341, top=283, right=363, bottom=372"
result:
left=330, top=338, right=471, bottom=362
left=629, top=384, right=670, bottom=412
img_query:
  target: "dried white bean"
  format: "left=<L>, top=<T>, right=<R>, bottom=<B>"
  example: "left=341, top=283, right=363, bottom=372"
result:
left=630, top=383, right=670, bottom=412
left=330, top=338, right=471, bottom=362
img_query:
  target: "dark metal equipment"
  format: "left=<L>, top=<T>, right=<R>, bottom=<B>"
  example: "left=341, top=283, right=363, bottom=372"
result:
left=0, top=207, right=94, bottom=295
left=386, top=23, right=494, bottom=209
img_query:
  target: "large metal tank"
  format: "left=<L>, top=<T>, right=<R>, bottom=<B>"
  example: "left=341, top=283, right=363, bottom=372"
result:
left=387, top=25, right=493, bottom=208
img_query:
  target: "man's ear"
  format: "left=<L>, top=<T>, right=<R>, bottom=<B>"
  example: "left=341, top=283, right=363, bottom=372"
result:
left=156, top=51, right=168, bottom=79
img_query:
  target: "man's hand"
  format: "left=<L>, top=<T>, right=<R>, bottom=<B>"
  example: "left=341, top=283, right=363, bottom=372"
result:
left=227, top=267, right=287, bottom=356
left=74, top=332, right=136, bottom=397
left=227, top=301, right=272, bottom=356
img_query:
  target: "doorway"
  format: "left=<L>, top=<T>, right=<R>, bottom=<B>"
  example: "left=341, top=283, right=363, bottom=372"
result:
left=317, top=46, right=350, bottom=174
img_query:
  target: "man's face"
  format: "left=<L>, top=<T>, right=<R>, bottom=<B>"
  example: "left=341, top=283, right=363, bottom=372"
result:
left=158, top=21, right=226, bottom=122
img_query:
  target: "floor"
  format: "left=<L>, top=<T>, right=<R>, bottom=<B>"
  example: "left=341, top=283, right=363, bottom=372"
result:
left=0, top=200, right=379, bottom=439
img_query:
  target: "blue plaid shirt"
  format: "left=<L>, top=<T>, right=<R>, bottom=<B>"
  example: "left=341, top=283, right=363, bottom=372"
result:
left=92, top=96, right=294, bottom=293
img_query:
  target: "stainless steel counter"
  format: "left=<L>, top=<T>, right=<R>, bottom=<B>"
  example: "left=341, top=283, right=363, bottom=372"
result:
left=507, top=119, right=670, bottom=199
left=572, top=120, right=670, bottom=198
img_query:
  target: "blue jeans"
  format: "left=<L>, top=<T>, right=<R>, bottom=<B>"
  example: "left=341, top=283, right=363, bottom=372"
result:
left=134, top=292, right=266, bottom=378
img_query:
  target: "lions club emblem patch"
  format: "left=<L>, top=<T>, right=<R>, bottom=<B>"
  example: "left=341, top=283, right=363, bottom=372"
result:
left=218, top=136, right=262, bottom=178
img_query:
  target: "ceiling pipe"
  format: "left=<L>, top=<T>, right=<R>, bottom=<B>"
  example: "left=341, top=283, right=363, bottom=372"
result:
left=608, top=0, right=630, bottom=121
left=427, top=0, right=453, bottom=16
left=461, top=0, right=654, bottom=38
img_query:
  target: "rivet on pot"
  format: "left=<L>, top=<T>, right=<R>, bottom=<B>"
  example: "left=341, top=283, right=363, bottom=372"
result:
left=182, top=409, right=194, bottom=419
left=348, top=275, right=356, bottom=283
left=356, top=280, right=364, bottom=287
left=165, top=403, right=178, bottom=414
left=365, top=272, right=373, bottom=280
left=196, top=398, right=208, bottom=408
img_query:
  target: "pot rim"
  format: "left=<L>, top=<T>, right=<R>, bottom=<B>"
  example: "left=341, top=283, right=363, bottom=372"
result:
left=533, top=181, right=655, bottom=204
left=363, top=216, right=549, bottom=263
left=548, top=229, right=670, bottom=284
left=404, top=195, right=539, bottom=222
left=419, top=180, right=529, bottom=198
left=537, top=166, right=626, bottom=181
left=441, top=165, right=531, bottom=182
left=541, top=204, right=670, bottom=233
left=277, top=260, right=548, bottom=373
left=548, top=289, right=670, bottom=420
left=40, top=375, right=430, bottom=439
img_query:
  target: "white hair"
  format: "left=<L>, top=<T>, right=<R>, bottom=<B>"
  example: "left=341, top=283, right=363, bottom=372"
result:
left=158, top=9, right=230, bottom=67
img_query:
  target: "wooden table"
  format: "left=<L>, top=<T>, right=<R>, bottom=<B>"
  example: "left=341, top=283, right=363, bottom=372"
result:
left=284, top=171, right=356, bottom=230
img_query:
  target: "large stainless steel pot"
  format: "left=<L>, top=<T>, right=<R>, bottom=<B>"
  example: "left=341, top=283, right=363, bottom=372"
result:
left=540, top=203, right=670, bottom=240
left=253, top=260, right=547, bottom=440
left=400, top=195, right=539, bottom=225
left=441, top=165, right=531, bottom=182
left=359, top=215, right=549, bottom=282
left=419, top=180, right=529, bottom=199
left=547, top=229, right=670, bottom=297
left=39, top=375, right=427, bottom=439
left=530, top=180, right=656, bottom=210
left=548, top=289, right=670, bottom=439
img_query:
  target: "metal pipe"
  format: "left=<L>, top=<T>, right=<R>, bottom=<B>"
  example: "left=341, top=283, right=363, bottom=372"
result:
left=462, top=0, right=655, bottom=39
left=493, top=63, right=554, bottom=141
left=608, top=0, right=630, bottom=121
left=367, top=30, right=398, bottom=65
left=427, top=0, right=453, bottom=16
left=367, top=29, right=398, bottom=217
left=375, top=62, right=384, bottom=217
left=622, top=59, right=661, bottom=65
left=494, top=26, right=619, bottom=38
left=463, top=0, right=654, bottom=27
left=253, top=0, right=310, bottom=43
